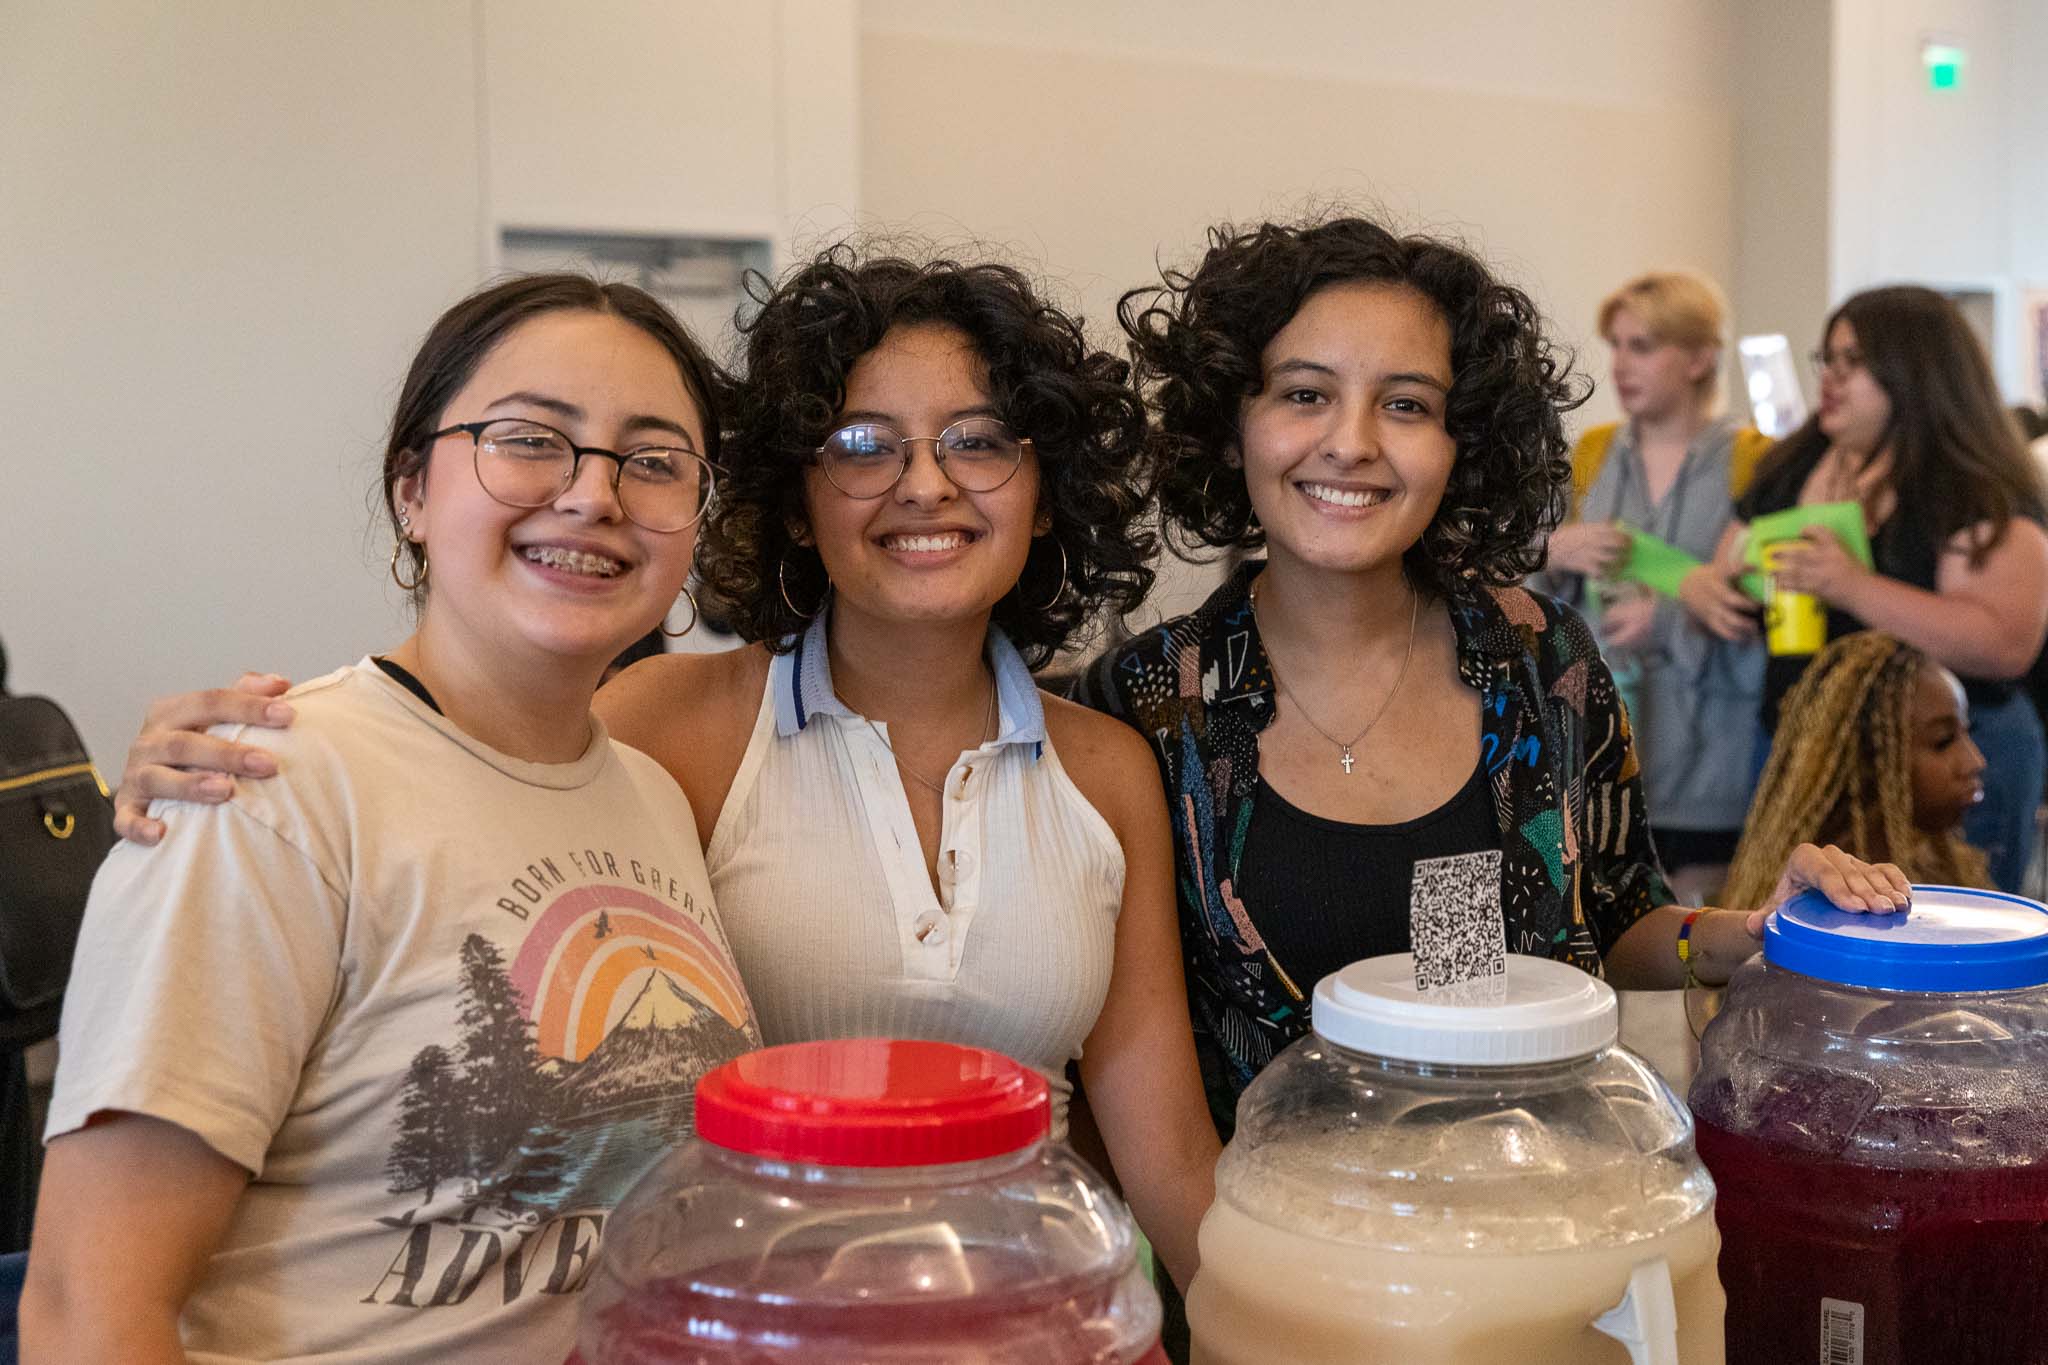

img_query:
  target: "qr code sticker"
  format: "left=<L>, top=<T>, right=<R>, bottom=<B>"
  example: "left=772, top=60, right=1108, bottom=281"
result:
left=1409, top=849, right=1507, bottom=992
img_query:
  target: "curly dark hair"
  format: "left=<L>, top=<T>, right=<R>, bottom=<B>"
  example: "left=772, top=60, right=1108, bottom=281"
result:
left=696, top=243, right=1157, bottom=666
left=1119, top=216, right=1587, bottom=599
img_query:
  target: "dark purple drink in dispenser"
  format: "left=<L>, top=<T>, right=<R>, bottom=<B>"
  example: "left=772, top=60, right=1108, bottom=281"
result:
left=1692, top=886, right=2048, bottom=1364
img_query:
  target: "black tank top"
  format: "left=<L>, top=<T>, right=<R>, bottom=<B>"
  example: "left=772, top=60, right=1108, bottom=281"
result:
left=1237, top=757, right=1501, bottom=995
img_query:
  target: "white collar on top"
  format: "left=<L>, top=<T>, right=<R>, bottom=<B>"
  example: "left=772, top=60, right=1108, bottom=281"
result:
left=770, top=608, right=1047, bottom=759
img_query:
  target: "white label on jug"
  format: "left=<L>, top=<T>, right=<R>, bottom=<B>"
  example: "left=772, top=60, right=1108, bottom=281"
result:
left=1820, top=1298, right=1863, bottom=1365
left=1409, top=849, right=1506, bottom=992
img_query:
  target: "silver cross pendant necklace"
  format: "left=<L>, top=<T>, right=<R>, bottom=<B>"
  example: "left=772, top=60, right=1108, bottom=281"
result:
left=1250, top=579, right=1421, bottom=775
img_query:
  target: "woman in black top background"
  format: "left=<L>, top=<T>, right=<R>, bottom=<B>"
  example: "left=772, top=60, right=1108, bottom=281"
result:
left=1696, top=285, right=2048, bottom=889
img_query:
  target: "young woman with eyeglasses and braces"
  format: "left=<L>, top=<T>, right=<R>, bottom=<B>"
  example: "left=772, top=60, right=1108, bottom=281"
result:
left=104, top=244, right=1221, bottom=1293
left=26, top=276, right=760, bottom=1363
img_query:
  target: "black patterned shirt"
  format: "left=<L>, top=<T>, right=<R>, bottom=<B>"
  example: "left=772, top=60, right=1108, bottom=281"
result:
left=1074, top=563, right=1670, bottom=1135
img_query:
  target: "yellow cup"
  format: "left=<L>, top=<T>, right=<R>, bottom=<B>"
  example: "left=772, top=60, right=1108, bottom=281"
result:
left=1761, top=541, right=1826, bottom=656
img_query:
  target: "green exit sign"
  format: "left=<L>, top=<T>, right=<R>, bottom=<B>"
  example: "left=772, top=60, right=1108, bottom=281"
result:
left=1923, top=42, right=1965, bottom=91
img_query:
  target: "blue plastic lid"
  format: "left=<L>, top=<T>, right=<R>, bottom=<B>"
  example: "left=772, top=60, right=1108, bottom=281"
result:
left=1764, top=884, right=2048, bottom=992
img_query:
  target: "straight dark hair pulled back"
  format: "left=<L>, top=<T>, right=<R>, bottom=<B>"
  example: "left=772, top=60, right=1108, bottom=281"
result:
left=379, top=273, right=727, bottom=598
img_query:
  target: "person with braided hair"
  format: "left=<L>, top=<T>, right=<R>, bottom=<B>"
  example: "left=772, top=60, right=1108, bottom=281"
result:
left=1704, top=286, right=2048, bottom=889
left=1724, top=631, right=1990, bottom=911
left=1075, top=214, right=1911, bottom=1150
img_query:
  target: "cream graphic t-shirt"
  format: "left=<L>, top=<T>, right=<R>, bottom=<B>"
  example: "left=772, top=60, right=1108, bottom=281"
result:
left=49, top=660, right=758, bottom=1363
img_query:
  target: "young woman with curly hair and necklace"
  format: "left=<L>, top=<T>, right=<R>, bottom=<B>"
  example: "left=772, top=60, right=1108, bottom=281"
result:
left=1074, top=216, right=1911, bottom=1142
left=105, top=244, right=1220, bottom=1291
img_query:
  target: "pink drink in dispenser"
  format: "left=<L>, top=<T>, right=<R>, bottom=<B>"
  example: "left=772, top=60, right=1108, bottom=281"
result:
left=1691, top=886, right=2048, bottom=1364
left=573, top=1038, right=1165, bottom=1364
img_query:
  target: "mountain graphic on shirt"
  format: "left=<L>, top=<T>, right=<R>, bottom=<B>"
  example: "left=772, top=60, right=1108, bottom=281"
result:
left=554, top=969, right=753, bottom=1118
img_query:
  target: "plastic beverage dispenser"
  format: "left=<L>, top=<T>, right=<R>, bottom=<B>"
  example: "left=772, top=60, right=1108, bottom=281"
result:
left=573, top=1038, right=1164, bottom=1364
left=1691, top=886, right=2048, bottom=1364
left=1186, top=954, right=1724, bottom=1364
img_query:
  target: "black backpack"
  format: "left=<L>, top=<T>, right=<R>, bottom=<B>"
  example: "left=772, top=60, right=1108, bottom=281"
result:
left=0, top=639, right=115, bottom=1046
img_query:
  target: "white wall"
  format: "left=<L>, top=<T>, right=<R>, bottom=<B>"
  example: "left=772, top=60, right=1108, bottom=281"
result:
left=31, top=3, right=1968, bottom=758
left=859, top=0, right=1745, bottom=623
left=3, top=1, right=857, bottom=769
left=860, top=0, right=1740, bottom=382
left=1731, top=0, right=1834, bottom=387
left=3, top=1, right=481, bottom=769
left=1828, top=0, right=2037, bottom=389
left=2010, top=2, right=2048, bottom=286
left=2004, top=0, right=2048, bottom=400
left=1830, top=0, right=2015, bottom=296
left=481, top=0, right=860, bottom=265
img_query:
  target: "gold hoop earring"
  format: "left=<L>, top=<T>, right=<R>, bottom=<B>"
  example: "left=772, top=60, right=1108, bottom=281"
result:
left=1033, top=539, right=1069, bottom=612
left=778, top=557, right=825, bottom=619
left=1205, top=468, right=1260, bottom=531
left=390, top=538, right=425, bottom=592
left=659, top=586, right=699, bottom=639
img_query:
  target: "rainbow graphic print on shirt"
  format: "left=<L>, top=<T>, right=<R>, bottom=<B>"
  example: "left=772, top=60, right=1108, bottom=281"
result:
left=365, top=852, right=755, bottom=1310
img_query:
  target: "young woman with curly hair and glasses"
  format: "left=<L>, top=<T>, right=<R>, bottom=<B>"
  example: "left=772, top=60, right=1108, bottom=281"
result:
left=106, top=244, right=1220, bottom=1291
left=1073, top=216, right=1908, bottom=1139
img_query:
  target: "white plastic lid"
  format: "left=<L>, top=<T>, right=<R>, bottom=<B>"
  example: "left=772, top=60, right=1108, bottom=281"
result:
left=1311, top=953, right=1619, bottom=1065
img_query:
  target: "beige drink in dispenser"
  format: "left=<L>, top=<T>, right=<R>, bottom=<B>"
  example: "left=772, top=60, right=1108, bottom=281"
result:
left=1187, top=955, right=1724, bottom=1364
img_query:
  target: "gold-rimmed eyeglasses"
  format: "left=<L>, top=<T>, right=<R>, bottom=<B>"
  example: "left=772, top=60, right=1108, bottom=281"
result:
left=813, top=418, right=1032, bottom=499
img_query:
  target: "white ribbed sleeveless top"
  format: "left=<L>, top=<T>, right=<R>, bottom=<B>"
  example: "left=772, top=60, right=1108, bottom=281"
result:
left=705, top=615, right=1125, bottom=1136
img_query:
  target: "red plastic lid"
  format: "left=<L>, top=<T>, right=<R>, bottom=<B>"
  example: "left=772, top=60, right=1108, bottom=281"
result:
left=694, top=1038, right=1051, bottom=1167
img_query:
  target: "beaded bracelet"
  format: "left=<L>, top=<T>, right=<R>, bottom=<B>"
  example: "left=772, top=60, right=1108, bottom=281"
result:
left=1676, top=908, right=1705, bottom=989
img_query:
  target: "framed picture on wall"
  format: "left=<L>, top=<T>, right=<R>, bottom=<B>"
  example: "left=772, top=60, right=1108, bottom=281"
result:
left=496, top=229, right=771, bottom=365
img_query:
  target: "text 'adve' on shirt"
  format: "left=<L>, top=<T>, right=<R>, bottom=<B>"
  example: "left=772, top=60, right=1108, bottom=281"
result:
left=47, top=659, right=759, bottom=1364
left=706, top=611, right=1126, bottom=1140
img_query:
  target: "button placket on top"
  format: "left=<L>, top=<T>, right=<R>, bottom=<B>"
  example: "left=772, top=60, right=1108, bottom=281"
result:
left=939, top=750, right=985, bottom=947
left=843, top=719, right=988, bottom=982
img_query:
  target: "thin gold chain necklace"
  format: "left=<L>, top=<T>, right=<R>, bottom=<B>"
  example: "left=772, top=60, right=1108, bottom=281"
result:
left=1249, top=580, right=1420, bottom=775
left=864, top=674, right=999, bottom=796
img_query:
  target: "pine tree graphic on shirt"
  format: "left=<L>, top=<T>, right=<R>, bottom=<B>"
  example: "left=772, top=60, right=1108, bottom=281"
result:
left=385, top=1045, right=461, bottom=1206
left=382, top=920, right=752, bottom=1230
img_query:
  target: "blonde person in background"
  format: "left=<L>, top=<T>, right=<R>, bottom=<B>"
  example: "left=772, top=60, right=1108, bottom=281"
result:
left=1536, top=271, right=1771, bottom=903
